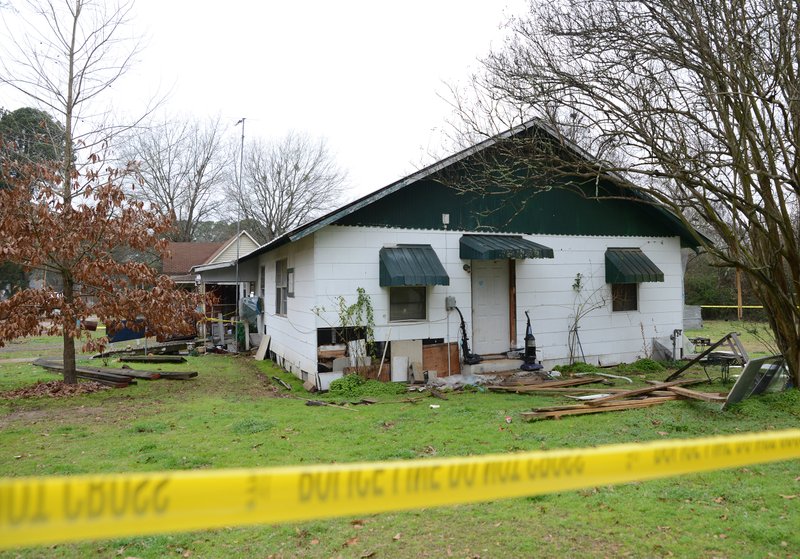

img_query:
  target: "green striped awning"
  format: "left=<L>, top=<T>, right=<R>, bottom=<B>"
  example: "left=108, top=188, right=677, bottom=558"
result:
left=379, top=245, right=450, bottom=287
left=605, top=248, right=664, bottom=283
left=459, top=235, right=554, bottom=260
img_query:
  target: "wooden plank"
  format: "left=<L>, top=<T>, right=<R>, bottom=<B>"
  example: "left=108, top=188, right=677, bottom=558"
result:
left=488, top=386, right=675, bottom=395
left=522, top=397, right=677, bottom=420
left=34, top=359, right=160, bottom=380
left=255, top=335, right=272, bottom=361
left=33, top=358, right=197, bottom=381
left=585, top=379, right=703, bottom=406
left=119, top=355, right=186, bottom=364
left=666, top=386, right=728, bottom=402
left=492, top=377, right=608, bottom=391
left=526, top=395, right=678, bottom=413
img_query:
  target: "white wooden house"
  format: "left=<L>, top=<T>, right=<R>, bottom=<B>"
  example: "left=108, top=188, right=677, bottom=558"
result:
left=214, top=122, right=701, bottom=383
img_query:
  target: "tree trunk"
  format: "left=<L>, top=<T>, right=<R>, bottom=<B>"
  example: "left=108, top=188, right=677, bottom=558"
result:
left=61, top=276, right=77, bottom=385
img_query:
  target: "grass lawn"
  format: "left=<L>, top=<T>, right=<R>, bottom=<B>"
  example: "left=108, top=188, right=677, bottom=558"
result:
left=1, top=322, right=799, bottom=558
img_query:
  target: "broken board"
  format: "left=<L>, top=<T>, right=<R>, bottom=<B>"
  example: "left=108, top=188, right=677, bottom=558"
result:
left=254, top=335, right=271, bottom=361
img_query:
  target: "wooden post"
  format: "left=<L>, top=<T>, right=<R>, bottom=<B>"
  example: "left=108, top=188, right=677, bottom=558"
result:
left=736, top=269, right=743, bottom=320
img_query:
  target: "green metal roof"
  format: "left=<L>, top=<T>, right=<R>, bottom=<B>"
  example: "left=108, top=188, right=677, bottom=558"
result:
left=605, top=248, right=664, bottom=283
left=379, top=245, right=450, bottom=287
left=460, top=234, right=554, bottom=260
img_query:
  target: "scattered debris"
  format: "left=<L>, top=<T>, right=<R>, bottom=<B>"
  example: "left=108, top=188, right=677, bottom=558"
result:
left=584, top=379, right=703, bottom=407
left=295, top=397, right=357, bottom=411
left=665, top=332, right=748, bottom=382
left=92, top=340, right=189, bottom=359
left=522, top=379, right=729, bottom=421
left=522, top=396, right=679, bottom=420
left=428, top=373, right=499, bottom=390
left=488, top=376, right=609, bottom=393
left=272, top=376, right=292, bottom=391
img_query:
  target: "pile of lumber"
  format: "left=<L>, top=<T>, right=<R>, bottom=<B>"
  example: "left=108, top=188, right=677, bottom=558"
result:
left=33, top=359, right=197, bottom=388
left=521, top=379, right=727, bottom=421
left=92, top=341, right=189, bottom=359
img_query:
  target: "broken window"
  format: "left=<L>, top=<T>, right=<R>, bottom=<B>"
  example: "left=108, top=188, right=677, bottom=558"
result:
left=275, top=259, right=288, bottom=316
left=612, top=283, right=637, bottom=312
left=390, top=286, right=426, bottom=321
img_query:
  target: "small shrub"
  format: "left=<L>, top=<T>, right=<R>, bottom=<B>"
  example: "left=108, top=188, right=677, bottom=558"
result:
left=615, top=358, right=665, bottom=373
left=553, top=362, right=600, bottom=374
left=328, top=374, right=407, bottom=398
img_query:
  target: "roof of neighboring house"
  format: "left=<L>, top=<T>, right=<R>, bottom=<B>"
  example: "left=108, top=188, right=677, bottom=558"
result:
left=163, top=231, right=260, bottom=281
left=240, top=119, right=704, bottom=263
left=163, top=242, right=224, bottom=276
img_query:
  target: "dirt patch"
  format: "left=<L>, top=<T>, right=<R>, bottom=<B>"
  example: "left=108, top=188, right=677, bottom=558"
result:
left=0, top=403, right=112, bottom=429
left=0, top=341, right=63, bottom=353
left=1, top=380, right=109, bottom=400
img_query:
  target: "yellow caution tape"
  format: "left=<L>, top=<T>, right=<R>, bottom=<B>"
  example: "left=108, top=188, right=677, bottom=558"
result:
left=699, top=305, right=764, bottom=309
left=2, top=429, right=799, bottom=549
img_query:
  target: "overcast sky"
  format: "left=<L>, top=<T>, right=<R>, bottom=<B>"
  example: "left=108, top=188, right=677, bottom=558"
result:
left=2, top=0, right=527, bottom=200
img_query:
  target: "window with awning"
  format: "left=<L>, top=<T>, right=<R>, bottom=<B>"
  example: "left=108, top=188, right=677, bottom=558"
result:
left=459, top=234, right=554, bottom=260
left=605, top=248, right=664, bottom=283
left=379, top=245, right=449, bottom=287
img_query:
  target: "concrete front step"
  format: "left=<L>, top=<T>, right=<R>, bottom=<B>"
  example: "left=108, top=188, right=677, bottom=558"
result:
left=462, top=358, right=524, bottom=375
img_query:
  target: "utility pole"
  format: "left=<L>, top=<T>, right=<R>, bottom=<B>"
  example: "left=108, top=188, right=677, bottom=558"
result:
left=235, top=118, right=245, bottom=351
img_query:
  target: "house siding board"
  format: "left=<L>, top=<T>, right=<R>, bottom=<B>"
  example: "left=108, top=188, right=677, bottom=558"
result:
left=335, top=179, right=696, bottom=246
left=259, top=236, right=317, bottom=375
left=514, top=235, right=683, bottom=366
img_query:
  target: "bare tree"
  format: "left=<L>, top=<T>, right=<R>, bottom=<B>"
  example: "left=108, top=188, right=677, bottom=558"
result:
left=231, top=132, right=347, bottom=243
left=0, top=0, right=145, bottom=183
left=449, top=0, right=800, bottom=386
left=123, top=115, right=229, bottom=241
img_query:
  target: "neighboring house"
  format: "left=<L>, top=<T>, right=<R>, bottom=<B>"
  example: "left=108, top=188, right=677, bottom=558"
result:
left=207, top=121, right=701, bottom=383
left=163, top=231, right=259, bottom=319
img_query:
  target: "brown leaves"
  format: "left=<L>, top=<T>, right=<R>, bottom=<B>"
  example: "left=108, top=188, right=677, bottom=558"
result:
left=1, top=380, right=108, bottom=399
left=0, top=161, right=207, bottom=356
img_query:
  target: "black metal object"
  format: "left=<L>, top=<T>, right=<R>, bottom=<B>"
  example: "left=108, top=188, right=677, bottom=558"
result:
left=453, top=306, right=482, bottom=365
left=521, top=310, right=543, bottom=371
left=665, top=332, right=748, bottom=382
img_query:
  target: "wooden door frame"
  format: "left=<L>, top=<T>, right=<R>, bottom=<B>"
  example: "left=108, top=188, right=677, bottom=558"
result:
left=509, top=260, right=517, bottom=347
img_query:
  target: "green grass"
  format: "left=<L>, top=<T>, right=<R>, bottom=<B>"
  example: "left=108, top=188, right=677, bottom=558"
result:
left=686, top=319, right=778, bottom=357
left=1, top=324, right=798, bottom=558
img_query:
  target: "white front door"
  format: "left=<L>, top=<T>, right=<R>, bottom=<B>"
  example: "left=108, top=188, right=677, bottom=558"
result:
left=471, top=259, right=510, bottom=355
